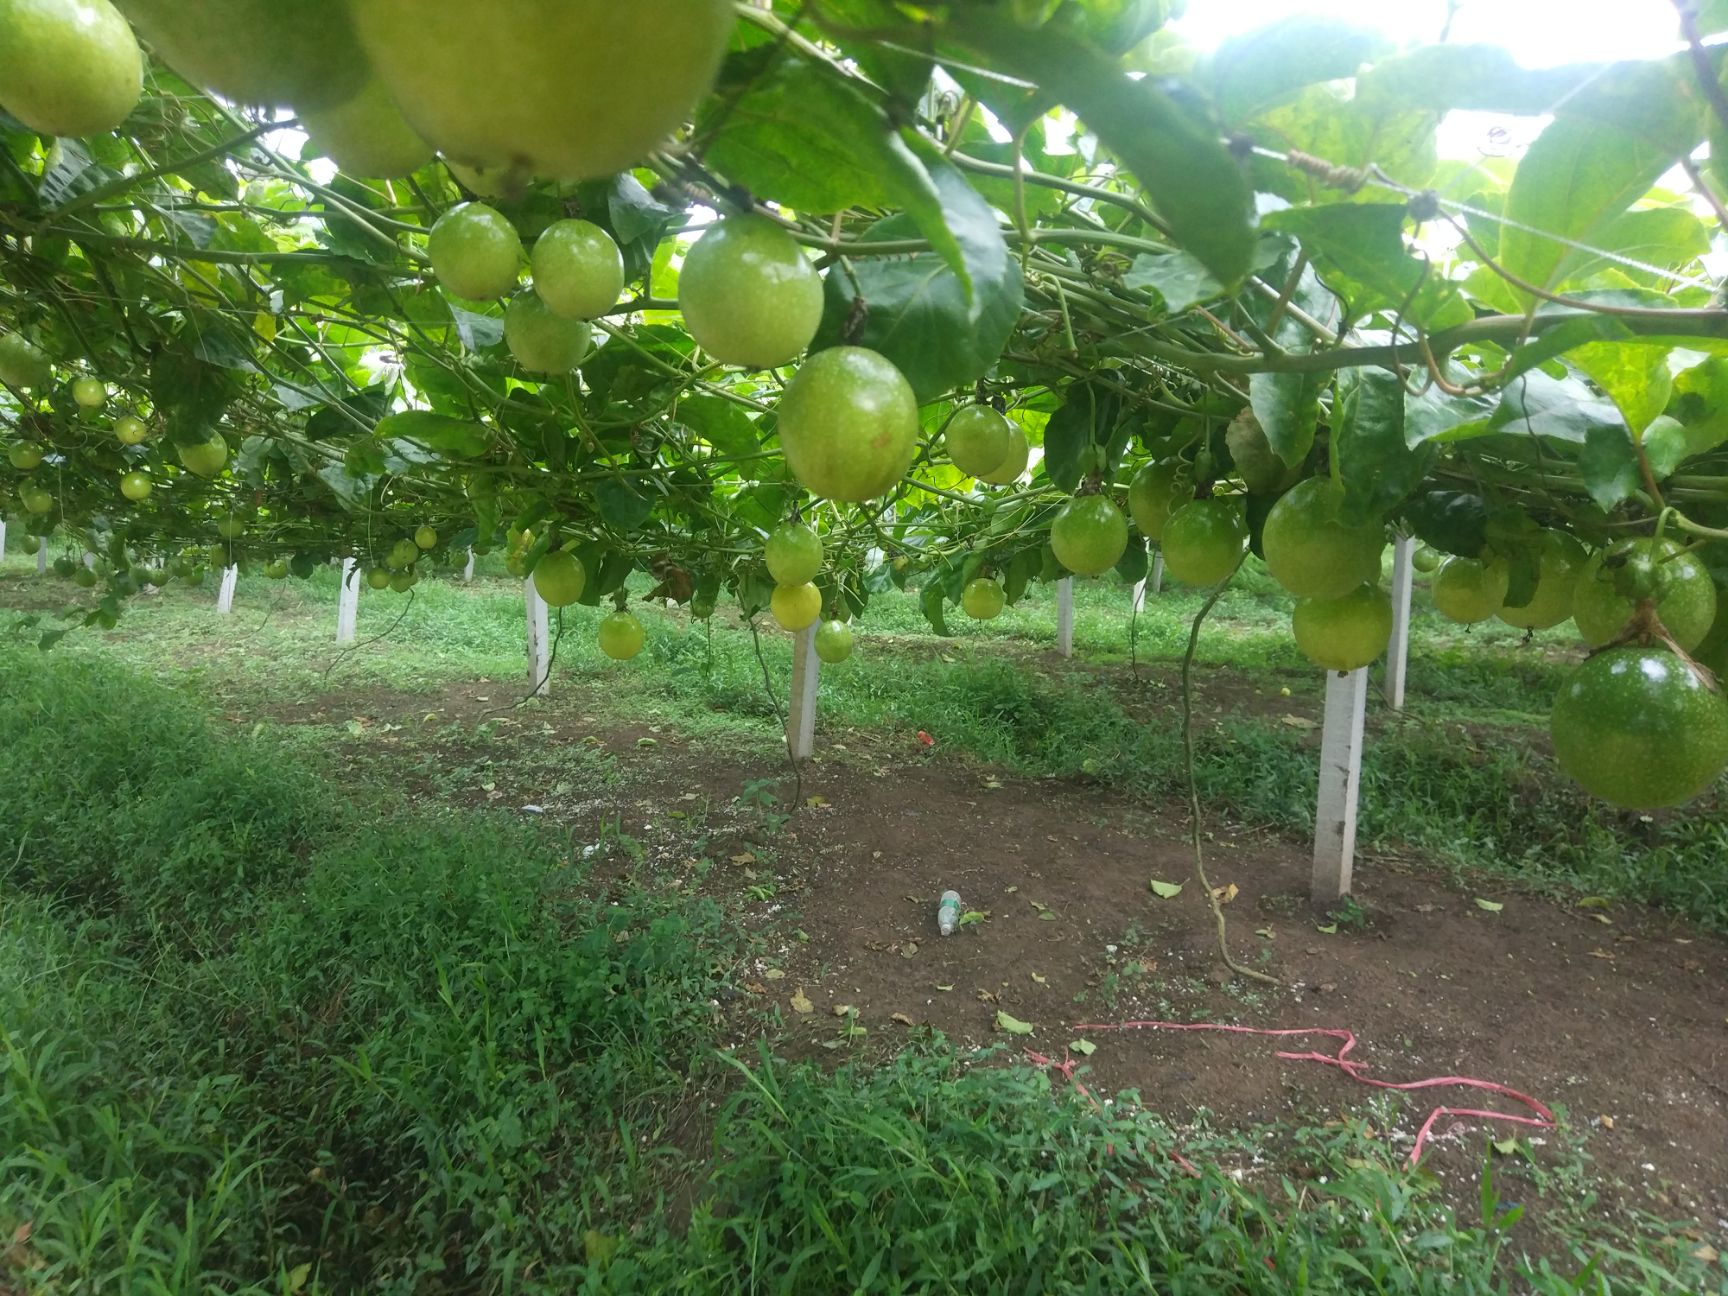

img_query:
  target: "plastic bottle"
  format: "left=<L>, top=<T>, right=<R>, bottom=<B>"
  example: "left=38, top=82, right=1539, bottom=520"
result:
left=937, top=890, right=962, bottom=937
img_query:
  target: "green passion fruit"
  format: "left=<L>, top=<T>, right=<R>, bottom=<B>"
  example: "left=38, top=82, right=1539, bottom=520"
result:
left=776, top=346, right=919, bottom=503
left=504, top=293, right=591, bottom=373
left=961, top=577, right=1006, bottom=621
left=1573, top=538, right=1717, bottom=652
left=1431, top=556, right=1509, bottom=624
left=429, top=203, right=523, bottom=301
left=678, top=214, right=823, bottom=369
left=0, top=0, right=142, bottom=137
left=1292, top=584, right=1393, bottom=671
left=765, top=522, right=823, bottom=587
left=0, top=333, right=52, bottom=389
left=116, top=0, right=368, bottom=109
left=531, top=219, right=625, bottom=321
left=1498, top=531, right=1587, bottom=631
left=532, top=550, right=586, bottom=607
left=1160, top=498, right=1249, bottom=587
left=352, top=0, right=735, bottom=181
left=1050, top=495, right=1129, bottom=577
left=598, top=610, right=646, bottom=660
left=944, top=405, right=1012, bottom=479
left=1551, top=646, right=1728, bottom=809
left=1261, top=478, right=1385, bottom=600
left=770, top=581, right=822, bottom=632
left=1127, top=461, right=1189, bottom=542
left=815, top=619, right=854, bottom=664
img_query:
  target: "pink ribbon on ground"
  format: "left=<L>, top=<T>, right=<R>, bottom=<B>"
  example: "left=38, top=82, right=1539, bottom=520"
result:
left=1040, top=1019, right=1554, bottom=1167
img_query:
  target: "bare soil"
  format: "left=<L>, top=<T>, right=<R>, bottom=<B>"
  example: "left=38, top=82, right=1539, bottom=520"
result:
left=243, top=671, right=1728, bottom=1249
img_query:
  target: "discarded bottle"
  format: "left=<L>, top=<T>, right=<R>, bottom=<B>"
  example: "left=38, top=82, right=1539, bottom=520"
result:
left=937, top=890, right=962, bottom=937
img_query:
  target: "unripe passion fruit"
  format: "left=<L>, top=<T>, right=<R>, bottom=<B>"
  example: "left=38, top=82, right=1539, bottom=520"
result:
left=1292, top=583, right=1393, bottom=671
left=961, top=577, right=1006, bottom=620
left=1573, top=538, right=1716, bottom=652
left=1261, top=478, right=1385, bottom=600
left=944, top=405, right=1012, bottom=479
left=1050, top=495, right=1129, bottom=577
left=765, top=522, right=823, bottom=586
left=1161, top=498, right=1248, bottom=586
left=678, top=214, right=823, bottom=368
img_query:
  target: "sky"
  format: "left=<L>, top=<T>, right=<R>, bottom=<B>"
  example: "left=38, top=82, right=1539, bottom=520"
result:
left=1173, top=0, right=1684, bottom=67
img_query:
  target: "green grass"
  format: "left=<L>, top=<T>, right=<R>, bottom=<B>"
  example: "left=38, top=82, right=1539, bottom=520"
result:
left=1, top=628, right=1721, bottom=1293
left=7, top=545, right=1728, bottom=936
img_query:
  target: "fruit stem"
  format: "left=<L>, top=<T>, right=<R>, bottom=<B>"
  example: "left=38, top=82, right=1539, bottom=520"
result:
left=1179, top=568, right=1280, bottom=987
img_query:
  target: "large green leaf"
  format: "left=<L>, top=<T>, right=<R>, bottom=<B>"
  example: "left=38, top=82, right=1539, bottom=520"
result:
left=1251, top=83, right=1438, bottom=205
left=1578, top=424, right=1643, bottom=510
left=1261, top=203, right=1467, bottom=329
left=374, top=412, right=488, bottom=458
left=814, top=198, right=1023, bottom=403
left=1488, top=371, right=1624, bottom=445
left=1499, top=57, right=1707, bottom=296
left=1355, top=45, right=1604, bottom=115
left=1042, top=385, right=1123, bottom=492
left=947, top=15, right=1257, bottom=285
left=1401, top=489, right=1488, bottom=558
left=1334, top=371, right=1435, bottom=520
left=1208, top=17, right=1390, bottom=125
left=703, top=55, right=894, bottom=214
left=1569, top=341, right=1673, bottom=438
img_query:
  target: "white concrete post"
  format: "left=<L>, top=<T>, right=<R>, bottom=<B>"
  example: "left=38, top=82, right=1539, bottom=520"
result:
left=81, top=553, right=94, bottom=569
left=216, top=563, right=239, bottom=614
left=336, top=558, right=359, bottom=644
left=1312, top=667, right=1368, bottom=906
left=462, top=547, right=475, bottom=581
left=1056, top=577, right=1074, bottom=658
left=0, top=520, right=7, bottom=561
left=1384, top=536, right=1414, bottom=711
left=1131, top=578, right=1146, bottom=614
left=1151, top=550, right=1165, bottom=594
left=36, top=545, right=47, bottom=575
left=787, top=622, right=820, bottom=760
left=524, top=575, right=551, bottom=695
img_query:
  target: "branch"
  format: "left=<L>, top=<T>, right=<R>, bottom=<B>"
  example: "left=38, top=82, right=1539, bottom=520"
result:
left=1114, top=306, right=1728, bottom=378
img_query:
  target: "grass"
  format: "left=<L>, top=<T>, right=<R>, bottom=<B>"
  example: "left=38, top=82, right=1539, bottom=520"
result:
left=1, top=614, right=1722, bottom=1291
left=6, top=543, right=1727, bottom=932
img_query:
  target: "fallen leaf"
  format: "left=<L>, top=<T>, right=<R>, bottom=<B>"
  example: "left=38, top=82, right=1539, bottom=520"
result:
left=1598, top=1115, right=1615, bottom=1130
left=729, top=852, right=756, bottom=865
left=1693, top=1244, right=1720, bottom=1264
left=1039, top=911, right=1057, bottom=921
left=832, top=1004, right=854, bottom=1018
left=996, top=1010, right=1035, bottom=1036
left=916, top=730, right=935, bottom=747
left=1413, top=903, right=1438, bottom=914
left=806, top=794, right=829, bottom=808
left=1491, top=1137, right=1519, bottom=1156
left=891, top=1012, right=916, bottom=1027
left=976, top=988, right=999, bottom=1004
left=1211, top=882, right=1240, bottom=905
left=742, top=981, right=767, bottom=995
left=1255, top=927, right=1276, bottom=940
left=934, top=983, right=954, bottom=992
left=636, top=737, right=657, bottom=748
left=900, top=943, right=919, bottom=959
left=1070, top=1039, right=1096, bottom=1056
left=1030, top=972, right=1046, bottom=984
left=983, top=778, right=1003, bottom=789
left=1149, top=879, right=1184, bottom=899
left=1315, top=922, right=1339, bottom=935
left=1589, top=913, right=1612, bottom=925
left=790, top=989, right=814, bottom=1014
left=1474, top=898, right=1504, bottom=913
left=764, top=968, right=786, bottom=981
left=1589, top=948, right=1615, bottom=960
left=1280, top=714, right=1317, bottom=730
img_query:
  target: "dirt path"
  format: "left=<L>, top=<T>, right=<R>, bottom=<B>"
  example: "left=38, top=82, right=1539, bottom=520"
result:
left=241, top=675, right=1728, bottom=1242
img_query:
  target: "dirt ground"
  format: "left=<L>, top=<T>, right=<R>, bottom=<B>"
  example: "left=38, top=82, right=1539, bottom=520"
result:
left=241, top=670, right=1728, bottom=1247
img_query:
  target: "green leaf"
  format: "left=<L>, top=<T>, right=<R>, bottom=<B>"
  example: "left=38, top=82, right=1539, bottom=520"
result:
left=1251, top=84, right=1438, bottom=206
left=1641, top=416, right=1691, bottom=480
left=1578, top=423, right=1643, bottom=511
left=1148, top=878, right=1184, bottom=898
left=1334, top=371, right=1435, bottom=520
left=678, top=395, right=760, bottom=459
left=1569, top=341, right=1673, bottom=438
left=1355, top=45, right=1605, bottom=116
left=703, top=55, right=895, bottom=214
left=1248, top=369, right=1324, bottom=468
left=1403, top=387, right=1492, bottom=447
left=1069, top=1038, right=1097, bottom=1056
left=1209, top=17, right=1391, bottom=125
left=1123, top=250, right=1224, bottom=314
left=1557, top=206, right=1711, bottom=285
left=1496, top=315, right=1635, bottom=385
left=1474, top=897, right=1505, bottom=913
left=995, top=1010, right=1035, bottom=1036
left=949, top=15, right=1256, bottom=285
left=1260, top=203, right=1466, bottom=329
left=594, top=477, right=653, bottom=531
left=1114, top=535, right=1149, bottom=583
left=888, top=139, right=1011, bottom=313
left=374, top=412, right=488, bottom=457
left=815, top=200, right=1023, bottom=403
left=1489, top=371, right=1624, bottom=445
left=1401, top=490, right=1488, bottom=558
left=919, top=582, right=950, bottom=635
left=1499, top=57, right=1708, bottom=297
left=1042, top=384, right=1120, bottom=492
